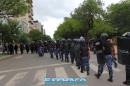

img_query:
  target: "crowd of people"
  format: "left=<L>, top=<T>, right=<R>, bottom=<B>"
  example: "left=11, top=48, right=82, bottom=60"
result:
left=2, top=41, right=49, bottom=55
left=1, top=33, right=117, bottom=83
left=44, top=33, right=117, bottom=83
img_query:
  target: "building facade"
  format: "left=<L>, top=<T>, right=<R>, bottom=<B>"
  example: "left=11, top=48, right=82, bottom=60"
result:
left=33, top=20, right=43, bottom=33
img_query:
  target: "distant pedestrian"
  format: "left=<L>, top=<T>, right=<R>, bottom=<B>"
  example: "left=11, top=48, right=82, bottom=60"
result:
left=55, top=40, right=60, bottom=60
left=8, top=43, right=14, bottom=55
left=20, top=43, right=24, bottom=54
left=70, top=40, right=75, bottom=64
left=49, top=41, right=55, bottom=58
left=59, top=40, right=65, bottom=62
left=25, top=44, right=30, bottom=54
left=64, top=40, right=69, bottom=62
left=30, top=43, right=35, bottom=54
left=14, top=43, right=18, bottom=54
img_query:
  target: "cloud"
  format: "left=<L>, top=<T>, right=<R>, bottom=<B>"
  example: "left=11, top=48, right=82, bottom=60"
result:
left=33, top=0, right=84, bottom=19
left=33, top=0, right=120, bottom=38
left=33, top=0, right=84, bottom=38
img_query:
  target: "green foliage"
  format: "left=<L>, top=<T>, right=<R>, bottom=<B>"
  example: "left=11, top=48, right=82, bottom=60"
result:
left=54, top=17, right=82, bottom=39
left=54, top=0, right=104, bottom=39
left=107, top=0, right=130, bottom=34
left=71, top=0, right=103, bottom=35
left=29, top=29, right=43, bottom=41
left=54, top=0, right=130, bottom=39
left=0, top=20, right=21, bottom=43
left=0, top=0, right=28, bottom=17
left=19, top=33, right=30, bottom=44
left=42, top=35, right=52, bottom=41
left=88, top=19, right=115, bottom=37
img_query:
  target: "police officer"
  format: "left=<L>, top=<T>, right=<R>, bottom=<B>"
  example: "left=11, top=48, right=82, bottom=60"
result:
left=74, top=39, right=81, bottom=69
left=14, top=43, right=18, bottom=54
left=37, top=41, right=44, bottom=57
left=25, top=43, right=30, bottom=54
left=80, top=37, right=90, bottom=75
left=30, top=42, right=35, bottom=54
left=70, top=39, right=75, bottom=64
left=95, top=33, right=115, bottom=82
left=49, top=41, right=55, bottom=58
left=64, top=39, right=69, bottom=62
left=94, top=34, right=106, bottom=79
left=55, top=40, right=60, bottom=60
left=119, top=32, right=130, bottom=85
left=20, top=43, right=24, bottom=54
left=59, top=39, right=65, bottom=62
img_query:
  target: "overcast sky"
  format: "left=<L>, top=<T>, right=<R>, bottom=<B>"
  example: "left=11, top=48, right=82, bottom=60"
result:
left=33, top=0, right=120, bottom=38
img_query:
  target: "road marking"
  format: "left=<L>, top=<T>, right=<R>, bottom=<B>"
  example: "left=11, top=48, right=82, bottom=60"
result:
left=0, top=75, right=6, bottom=80
left=71, top=66, right=87, bottom=78
left=55, top=67, right=68, bottom=77
left=0, top=63, right=70, bottom=74
left=5, top=72, right=27, bottom=86
left=33, top=69, right=46, bottom=86
left=113, top=67, right=122, bottom=72
left=15, top=55, right=22, bottom=59
left=90, top=64, right=108, bottom=74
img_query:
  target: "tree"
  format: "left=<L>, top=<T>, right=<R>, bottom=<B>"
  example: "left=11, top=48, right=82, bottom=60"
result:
left=107, top=0, right=130, bottom=34
left=0, top=0, right=28, bottom=17
left=29, top=29, right=43, bottom=41
left=88, top=18, right=115, bottom=37
left=54, top=17, right=82, bottom=39
left=42, top=35, right=52, bottom=41
left=19, top=33, right=30, bottom=44
left=71, top=0, right=103, bottom=36
left=54, top=0, right=104, bottom=39
left=0, top=20, right=21, bottom=43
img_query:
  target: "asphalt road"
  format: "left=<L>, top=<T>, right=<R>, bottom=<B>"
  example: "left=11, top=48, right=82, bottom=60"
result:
left=0, top=52, right=128, bottom=86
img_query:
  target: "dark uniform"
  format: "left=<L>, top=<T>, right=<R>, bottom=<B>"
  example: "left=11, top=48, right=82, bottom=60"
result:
left=60, top=41, right=65, bottom=62
left=20, top=43, right=24, bottom=54
left=117, top=32, right=130, bottom=85
left=74, top=40, right=81, bottom=69
left=3, top=43, right=8, bottom=54
left=95, top=38, right=105, bottom=78
left=95, top=33, right=114, bottom=82
left=8, top=43, right=14, bottom=55
left=25, top=44, right=30, bottom=54
left=30, top=43, right=35, bottom=54
left=49, top=41, right=55, bottom=58
left=70, top=41, right=75, bottom=64
left=80, top=38, right=90, bottom=75
left=64, top=40, right=69, bottom=62
left=55, top=40, right=60, bottom=60
left=14, top=44, right=18, bottom=54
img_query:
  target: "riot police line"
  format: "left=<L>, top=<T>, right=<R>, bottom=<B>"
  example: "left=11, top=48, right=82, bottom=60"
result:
left=1, top=32, right=130, bottom=85
left=1, top=41, right=49, bottom=55
left=43, top=33, right=117, bottom=83
left=46, top=32, right=130, bottom=85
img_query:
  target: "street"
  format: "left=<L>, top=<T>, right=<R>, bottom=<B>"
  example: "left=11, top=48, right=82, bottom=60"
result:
left=0, top=52, right=127, bottom=86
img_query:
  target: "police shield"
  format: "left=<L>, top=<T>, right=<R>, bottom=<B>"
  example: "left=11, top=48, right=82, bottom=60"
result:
left=117, top=37, right=130, bottom=65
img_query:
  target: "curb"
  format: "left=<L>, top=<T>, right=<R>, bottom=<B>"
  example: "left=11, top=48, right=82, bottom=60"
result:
left=0, top=54, right=20, bottom=61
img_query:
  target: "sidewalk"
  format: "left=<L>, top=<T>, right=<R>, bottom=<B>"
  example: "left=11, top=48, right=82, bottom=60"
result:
left=0, top=54, right=13, bottom=61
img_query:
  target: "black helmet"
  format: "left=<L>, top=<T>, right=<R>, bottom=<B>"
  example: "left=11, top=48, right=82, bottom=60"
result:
left=100, top=33, right=109, bottom=40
